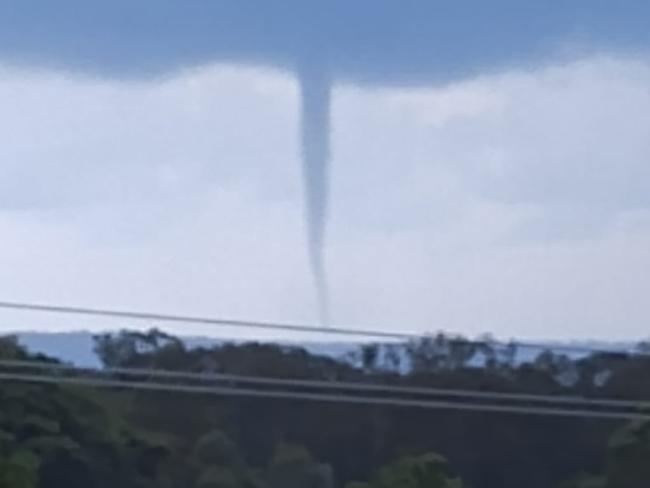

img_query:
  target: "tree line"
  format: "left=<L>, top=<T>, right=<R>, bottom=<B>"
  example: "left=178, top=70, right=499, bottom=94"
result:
left=1, top=329, right=650, bottom=487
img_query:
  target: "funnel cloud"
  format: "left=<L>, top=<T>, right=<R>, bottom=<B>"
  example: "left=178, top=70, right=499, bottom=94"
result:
left=0, top=0, right=649, bottom=323
left=300, top=66, right=331, bottom=324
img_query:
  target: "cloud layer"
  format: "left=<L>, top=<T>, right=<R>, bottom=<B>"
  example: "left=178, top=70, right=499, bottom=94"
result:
left=1, top=56, right=649, bottom=341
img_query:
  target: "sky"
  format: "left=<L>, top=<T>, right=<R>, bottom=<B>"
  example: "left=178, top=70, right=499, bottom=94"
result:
left=0, top=3, right=649, bottom=342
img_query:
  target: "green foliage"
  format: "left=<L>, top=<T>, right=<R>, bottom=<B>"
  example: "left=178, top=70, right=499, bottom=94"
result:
left=264, top=444, right=333, bottom=488
left=605, top=420, right=650, bottom=488
left=0, top=337, right=27, bottom=361
left=559, top=474, right=606, bottom=488
left=0, top=450, right=40, bottom=488
left=559, top=420, right=650, bottom=488
left=193, top=431, right=241, bottom=469
left=195, top=466, right=239, bottom=488
left=94, top=329, right=184, bottom=369
left=347, top=453, right=462, bottom=488
left=0, top=338, right=173, bottom=488
left=4, top=331, right=650, bottom=488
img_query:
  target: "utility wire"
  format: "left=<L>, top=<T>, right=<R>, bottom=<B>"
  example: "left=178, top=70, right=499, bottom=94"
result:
left=0, top=300, right=413, bottom=340
left=0, top=370, right=647, bottom=421
left=1, top=358, right=646, bottom=410
left=0, top=300, right=646, bottom=357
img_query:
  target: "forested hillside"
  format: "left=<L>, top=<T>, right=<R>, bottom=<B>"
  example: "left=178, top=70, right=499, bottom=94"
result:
left=1, top=330, right=649, bottom=488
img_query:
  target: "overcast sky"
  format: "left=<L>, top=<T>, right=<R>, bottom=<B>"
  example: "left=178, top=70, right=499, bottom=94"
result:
left=1, top=6, right=649, bottom=341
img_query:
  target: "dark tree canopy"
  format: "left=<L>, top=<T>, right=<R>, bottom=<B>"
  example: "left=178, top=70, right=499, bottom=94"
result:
left=1, top=332, right=649, bottom=487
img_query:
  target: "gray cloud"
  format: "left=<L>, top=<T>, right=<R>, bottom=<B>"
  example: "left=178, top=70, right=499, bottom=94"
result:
left=2, top=1, right=649, bottom=323
left=1, top=55, right=650, bottom=341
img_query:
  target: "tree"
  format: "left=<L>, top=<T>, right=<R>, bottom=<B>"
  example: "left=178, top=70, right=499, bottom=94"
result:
left=94, top=329, right=185, bottom=368
left=346, top=453, right=463, bottom=488
left=360, top=344, right=380, bottom=373
left=0, top=338, right=172, bottom=488
left=605, top=420, right=650, bottom=488
left=0, top=450, right=40, bottom=488
left=559, top=475, right=605, bottom=488
left=8, top=330, right=650, bottom=488
left=264, top=444, right=333, bottom=488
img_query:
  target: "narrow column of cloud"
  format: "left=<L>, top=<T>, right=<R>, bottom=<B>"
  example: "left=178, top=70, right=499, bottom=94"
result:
left=299, top=66, right=331, bottom=324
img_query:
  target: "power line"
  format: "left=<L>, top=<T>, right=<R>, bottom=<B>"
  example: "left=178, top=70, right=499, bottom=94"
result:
left=0, top=300, right=646, bottom=357
left=0, top=370, right=647, bottom=421
left=0, top=300, right=414, bottom=340
left=1, top=358, right=646, bottom=410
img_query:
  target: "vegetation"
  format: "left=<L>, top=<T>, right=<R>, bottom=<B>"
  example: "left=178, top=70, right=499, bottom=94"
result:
left=1, top=330, right=650, bottom=487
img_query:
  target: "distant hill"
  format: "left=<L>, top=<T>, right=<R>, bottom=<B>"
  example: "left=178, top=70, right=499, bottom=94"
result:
left=16, top=331, right=102, bottom=367
left=5, top=331, right=640, bottom=368
left=11, top=331, right=359, bottom=367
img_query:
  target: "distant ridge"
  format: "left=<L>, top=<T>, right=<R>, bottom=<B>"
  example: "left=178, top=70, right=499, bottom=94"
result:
left=10, top=331, right=358, bottom=367
left=5, top=331, right=640, bottom=368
